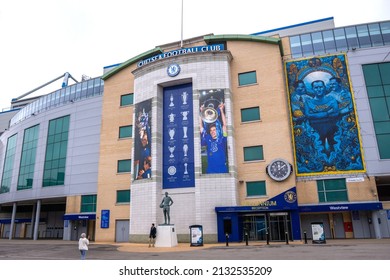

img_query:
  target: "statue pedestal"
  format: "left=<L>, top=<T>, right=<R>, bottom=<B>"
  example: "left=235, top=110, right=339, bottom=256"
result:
left=155, top=225, right=178, bottom=247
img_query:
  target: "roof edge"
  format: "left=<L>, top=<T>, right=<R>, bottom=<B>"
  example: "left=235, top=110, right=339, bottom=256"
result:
left=101, top=47, right=163, bottom=80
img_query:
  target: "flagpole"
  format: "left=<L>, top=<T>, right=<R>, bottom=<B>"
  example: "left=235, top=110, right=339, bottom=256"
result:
left=180, top=0, right=184, bottom=48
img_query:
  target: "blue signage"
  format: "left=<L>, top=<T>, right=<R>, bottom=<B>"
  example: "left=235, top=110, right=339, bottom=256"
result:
left=215, top=187, right=298, bottom=213
left=101, top=209, right=110, bottom=228
left=137, top=44, right=224, bottom=67
left=63, top=214, right=96, bottom=220
left=163, top=83, right=195, bottom=188
left=299, top=202, right=383, bottom=212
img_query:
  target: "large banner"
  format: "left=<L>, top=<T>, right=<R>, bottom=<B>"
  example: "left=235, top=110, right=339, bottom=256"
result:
left=285, top=54, right=365, bottom=176
left=199, top=89, right=228, bottom=174
left=163, top=83, right=195, bottom=188
left=133, top=99, right=152, bottom=180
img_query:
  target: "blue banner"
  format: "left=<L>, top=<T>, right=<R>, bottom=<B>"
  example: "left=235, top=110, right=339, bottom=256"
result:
left=163, top=83, right=195, bottom=188
left=101, top=209, right=110, bottom=228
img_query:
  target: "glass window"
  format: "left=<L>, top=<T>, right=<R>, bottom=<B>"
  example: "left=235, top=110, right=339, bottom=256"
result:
left=119, top=125, right=133, bottom=138
left=117, top=190, right=131, bottom=203
left=380, top=21, right=390, bottom=45
left=244, top=146, right=263, bottom=161
left=357, top=25, right=372, bottom=48
left=238, top=71, right=257, bottom=86
left=300, top=34, right=314, bottom=56
left=334, top=28, right=348, bottom=51
left=363, top=64, right=382, bottom=86
left=376, top=134, right=390, bottom=158
left=241, top=107, right=260, bottom=122
left=43, top=116, right=70, bottom=187
left=363, top=62, right=390, bottom=159
left=118, top=159, right=131, bottom=173
left=81, top=195, right=97, bottom=212
left=311, top=32, right=325, bottom=54
left=1, top=134, right=18, bottom=194
left=120, top=93, right=133, bottom=106
left=368, top=23, right=384, bottom=46
left=17, top=125, right=40, bottom=190
left=322, top=30, right=336, bottom=53
left=290, top=36, right=302, bottom=57
left=379, top=63, right=390, bottom=85
left=246, top=181, right=266, bottom=197
left=317, top=179, right=348, bottom=203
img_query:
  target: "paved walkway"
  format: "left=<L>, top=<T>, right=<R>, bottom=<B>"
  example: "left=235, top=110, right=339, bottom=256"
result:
left=0, top=238, right=389, bottom=260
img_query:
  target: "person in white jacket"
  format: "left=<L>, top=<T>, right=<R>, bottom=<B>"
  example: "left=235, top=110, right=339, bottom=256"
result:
left=78, top=233, right=89, bottom=260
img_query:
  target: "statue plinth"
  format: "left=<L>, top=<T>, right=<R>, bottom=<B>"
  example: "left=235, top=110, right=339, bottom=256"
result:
left=155, top=225, right=178, bottom=247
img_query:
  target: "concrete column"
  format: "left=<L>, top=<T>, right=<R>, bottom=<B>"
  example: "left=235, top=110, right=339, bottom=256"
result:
left=9, top=202, right=17, bottom=240
left=372, top=211, right=382, bottom=239
left=33, top=200, right=41, bottom=240
left=30, top=203, right=36, bottom=238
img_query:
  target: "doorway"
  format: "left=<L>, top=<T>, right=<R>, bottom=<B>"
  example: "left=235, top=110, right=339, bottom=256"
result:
left=242, top=215, right=267, bottom=241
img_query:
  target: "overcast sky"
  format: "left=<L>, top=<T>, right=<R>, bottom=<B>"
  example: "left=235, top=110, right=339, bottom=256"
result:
left=1, top=0, right=389, bottom=110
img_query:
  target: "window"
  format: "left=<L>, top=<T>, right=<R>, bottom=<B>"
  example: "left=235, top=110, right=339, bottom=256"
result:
left=368, top=23, right=384, bottom=46
left=345, top=26, right=359, bottom=49
left=357, top=25, right=372, bottom=48
left=241, top=107, right=260, bottom=122
left=238, top=71, right=257, bottom=86
left=117, top=190, right=131, bottom=204
left=363, top=62, right=390, bottom=158
left=18, top=125, right=40, bottom=190
left=0, top=134, right=18, bottom=194
left=380, top=21, right=390, bottom=44
left=300, top=34, right=314, bottom=56
left=322, top=30, right=336, bottom=53
left=118, top=159, right=131, bottom=173
left=311, top=32, right=325, bottom=54
left=244, top=146, right=263, bottom=161
left=81, top=195, right=97, bottom=212
left=120, top=93, right=133, bottom=106
left=246, top=181, right=266, bottom=197
left=42, top=116, right=70, bottom=187
left=119, top=125, right=133, bottom=138
left=334, top=28, right=348, bottom=51
left=317, top=179, right=348, bottom=203
left=290, top=36, right=302, bottom=57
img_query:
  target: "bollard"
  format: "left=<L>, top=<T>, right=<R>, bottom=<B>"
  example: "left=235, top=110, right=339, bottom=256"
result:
left=285, top=232, right=289, bottom=245
left=266, top=231, right=270, bottom=245
left=225, top=233, right=229, bottom=246
left=245, top=233, right=248, bottom=246
left=304, top=231, right=308, bottom=244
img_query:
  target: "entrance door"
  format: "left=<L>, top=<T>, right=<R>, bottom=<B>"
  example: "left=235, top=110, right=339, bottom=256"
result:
left=115, top=220, right=129, bottom=242
left=242, top=215, right=267, bottom=241
left=268, top=212, right=291, bottom=241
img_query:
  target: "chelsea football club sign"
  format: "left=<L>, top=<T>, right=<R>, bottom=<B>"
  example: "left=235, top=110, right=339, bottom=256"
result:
left=137, top=44, right=224, bottom=68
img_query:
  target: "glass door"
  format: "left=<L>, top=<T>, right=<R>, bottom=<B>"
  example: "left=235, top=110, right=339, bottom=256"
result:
left=242, top=215, right=267, bottom=241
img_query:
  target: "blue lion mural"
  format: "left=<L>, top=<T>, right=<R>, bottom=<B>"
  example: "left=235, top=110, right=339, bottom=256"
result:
left=285, top=54, right=365, bottom=176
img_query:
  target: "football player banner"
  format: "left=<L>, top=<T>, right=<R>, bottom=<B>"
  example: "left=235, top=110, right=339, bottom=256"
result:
left=284, top=54, right=365, bottom=176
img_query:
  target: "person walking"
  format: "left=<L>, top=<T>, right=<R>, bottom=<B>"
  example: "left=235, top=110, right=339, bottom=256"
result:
left=149, top=223, right=157, bottom=247
left=78, top=233, right=89, bottom=260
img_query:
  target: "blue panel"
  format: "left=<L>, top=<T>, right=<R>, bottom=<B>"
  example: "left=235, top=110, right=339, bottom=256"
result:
left=163, top=83, right=195, bottom=188
left=299, top=202, right=383, bottom=212
left=100, top=209, right=110, bottom=228
left=63, top=214, right=96, bottom=220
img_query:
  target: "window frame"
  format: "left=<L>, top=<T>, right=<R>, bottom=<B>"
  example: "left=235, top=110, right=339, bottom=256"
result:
left=246, top=181, right=266, bottom=197
left=238, top=71, right=257, bottom=86
left=116, top=190, right=131, bottom=204
left=120, top=93, right=134, bottom=106
left=117, top=159, right=132, bottom=173
left=241, top=107, right=260, bottom=123
left=119, top=125, right=133, bottom=139
left=243, top=145, right=264, bottom=162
